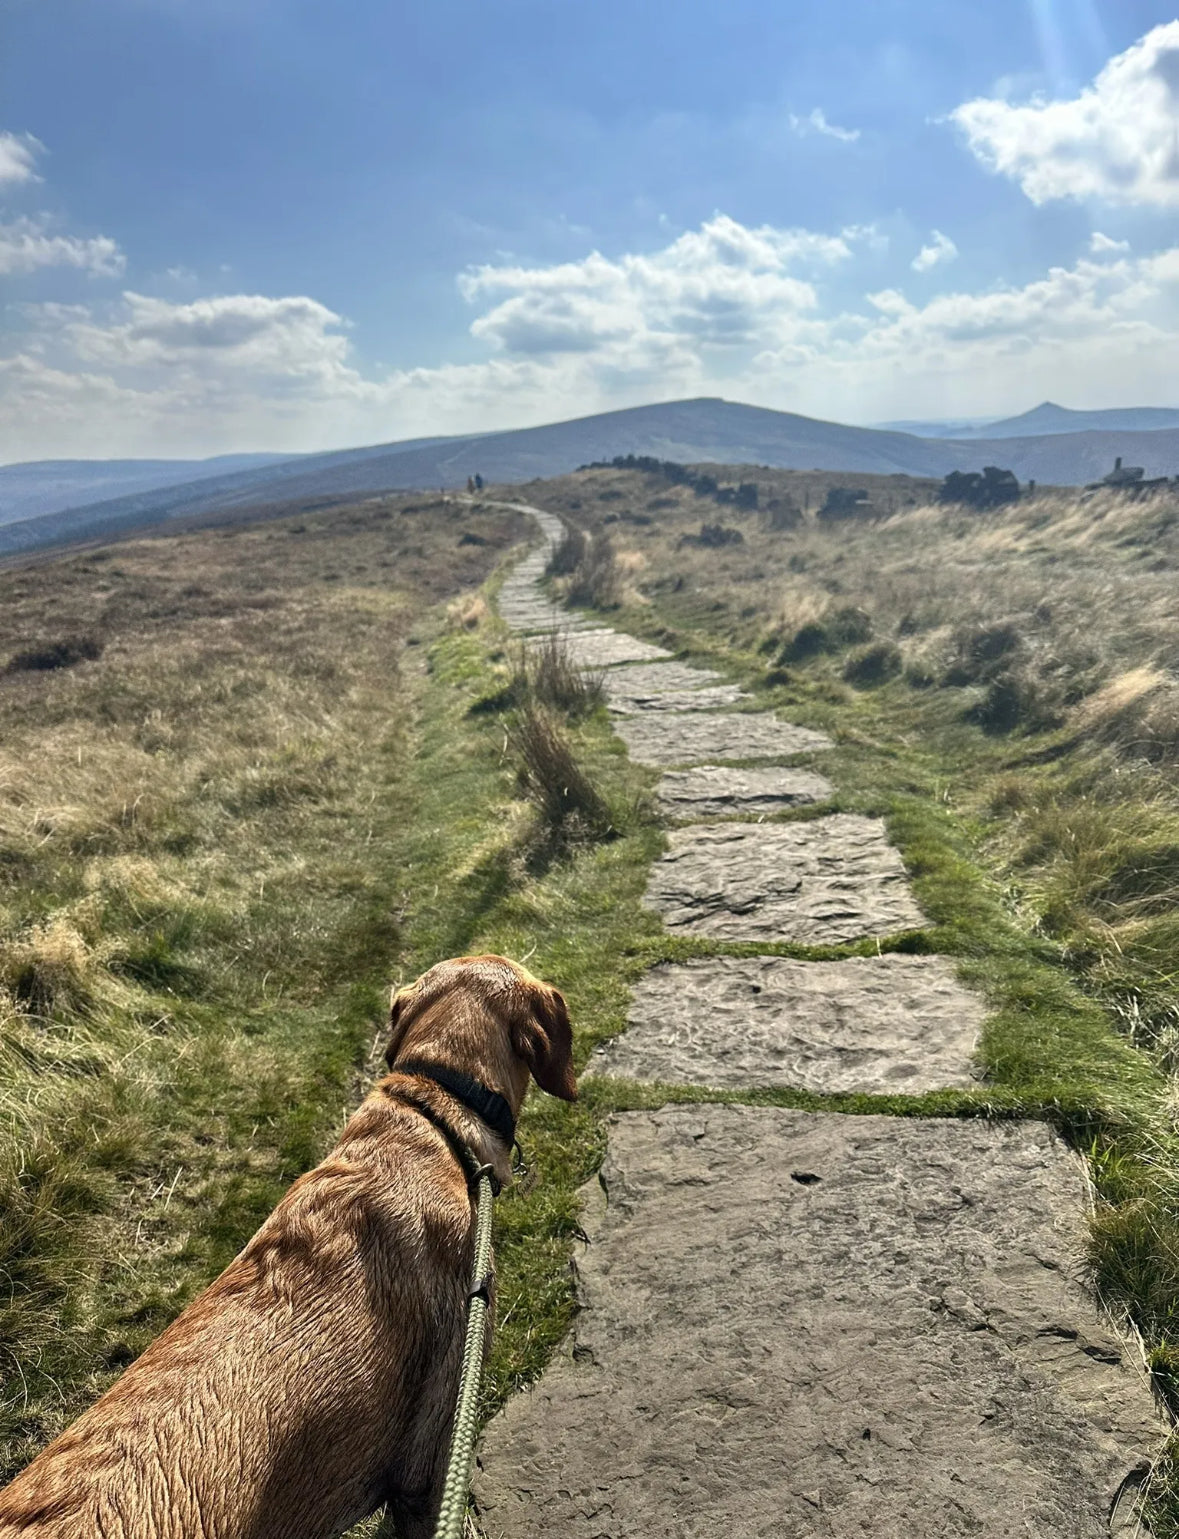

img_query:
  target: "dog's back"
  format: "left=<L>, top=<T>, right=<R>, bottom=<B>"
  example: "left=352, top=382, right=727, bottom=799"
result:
left=0, top=953, right=576, bottom=1539
left=0, top=1096, right=472, bottom=1539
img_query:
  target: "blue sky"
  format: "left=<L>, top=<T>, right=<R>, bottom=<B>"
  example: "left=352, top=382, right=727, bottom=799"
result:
left=3, top=0, right=1179, bottom=458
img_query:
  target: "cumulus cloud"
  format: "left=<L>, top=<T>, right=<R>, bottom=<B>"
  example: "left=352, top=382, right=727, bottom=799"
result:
left=66, top=291, right=349, bottom=377
left=461, top=214, right=855, bottom=362
left=0, top=216, right=125, bottom=277
left=10, top=213, right=1179, bottom=457
left=0, top=132, right=42, bottom=187
left=788, top=108, right=860, bottom=143
left=952, top=22, right=1179, bottom=206
left=911, top=230, right=958, bottom=272
left=0, top=138, right=124, bottom=278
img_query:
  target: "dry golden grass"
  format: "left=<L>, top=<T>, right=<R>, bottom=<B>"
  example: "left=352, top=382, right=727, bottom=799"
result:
left=0, top=491, right=527, bottom=1475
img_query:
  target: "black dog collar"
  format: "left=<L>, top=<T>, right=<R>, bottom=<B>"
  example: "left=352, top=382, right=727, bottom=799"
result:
left=391, top=1059, right=517, bottom=1147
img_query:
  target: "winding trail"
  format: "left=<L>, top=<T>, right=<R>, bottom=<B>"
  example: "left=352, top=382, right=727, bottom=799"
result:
left=478, top=503, right=1165, bottom=1538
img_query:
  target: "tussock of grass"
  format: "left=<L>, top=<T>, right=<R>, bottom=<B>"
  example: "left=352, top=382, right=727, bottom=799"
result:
left=3, top=635, right=103, bottom=673
left=519, top=632, right=605, bottom=718
left=559, top=529, right=622, bottom=609
left=505, top=702, right=615, bottom=845
left=544, top=526, right=586, bottom=578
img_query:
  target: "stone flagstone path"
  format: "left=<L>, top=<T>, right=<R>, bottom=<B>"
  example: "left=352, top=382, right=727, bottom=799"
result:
left=474, top=501, right=1165, bottom=1537
left=655, top=764, right=833, bottom=819
left=591, top=954, right=985, bottom=1093
left=645, top=816, right=929, bottom=944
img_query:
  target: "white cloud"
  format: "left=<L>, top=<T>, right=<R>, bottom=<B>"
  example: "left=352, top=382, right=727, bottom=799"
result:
left=952, top=22, right=1179, bottom=206
left=1090, top=230, right=1131, bottom=254
left=0, top=135, right=124, bottom=278
left=911, top=230, right=959, bottom=272
left=789, top=107, right=860, bottom=143
left=0, top=132, right=42, bottom=187
left=10, top=214, right=1179, bottom=458
left=461, top=214, right=855, bottom=361
left=0, top=216, right=125, bottom=277
left=66, top=291, right=350, bottom=377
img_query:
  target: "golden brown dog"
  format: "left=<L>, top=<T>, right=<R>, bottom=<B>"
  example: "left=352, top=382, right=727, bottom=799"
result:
left=0, top=953, right=576, bottom=1539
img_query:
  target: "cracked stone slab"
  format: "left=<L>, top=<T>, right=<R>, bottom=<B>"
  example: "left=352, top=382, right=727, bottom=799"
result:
left=591, top=954, right=983, bottom=1091
left=645, top=815, right=927, bottom=942
left=615, top=710, right=832, bottom=766
left=604, top=660, right=725, bottom=694
left=499, top=597, right=597, bottom=634
left=603, top=661, right=748, bottom=713
left=500, top=604, right=598, bottom=635
left=609, top=684, right=749, bottom=714
left=657, top=764, right=834, bottom=818
left=525, top=627, right=671, bottom=667
left=475, top=1106, right=1163, bottom=1539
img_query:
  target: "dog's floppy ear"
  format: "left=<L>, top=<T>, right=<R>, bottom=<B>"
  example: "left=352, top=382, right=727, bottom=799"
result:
left=513, top=983, right=577, bottom=1101
left=384, top=986, right=414, bottom=1070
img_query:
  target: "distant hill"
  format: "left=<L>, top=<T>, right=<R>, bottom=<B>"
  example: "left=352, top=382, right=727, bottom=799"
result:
left=879, top=402, right=1179, bottom=439
left=0, top=453, right=301, bottom=527
left=967, top=402, right=1179, bottom=439
left=4, top=397, right=1179, bottom=559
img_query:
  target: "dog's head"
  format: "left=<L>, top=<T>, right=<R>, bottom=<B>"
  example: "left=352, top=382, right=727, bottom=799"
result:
left=384, top=954, right=577, bottom=1103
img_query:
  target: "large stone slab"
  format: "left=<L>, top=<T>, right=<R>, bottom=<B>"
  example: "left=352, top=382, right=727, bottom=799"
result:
left=526, top=628, right=671, bottom=667
left=475, top=1107, right=1162, bottom=1539
left=657, top=764, right=834, bottom=818
left=609, top=685, right=748, bottom=714
left=591, top=954, right=983, bottom=1091
left=604, top=660, right=725, bottom=694
left=499, top=585, right=596, bottom=627
left=604, top=660, right=748, bottom=713
left=616, top=711, right=832, bottom=766
left=645, top=815, right=927, bottom=942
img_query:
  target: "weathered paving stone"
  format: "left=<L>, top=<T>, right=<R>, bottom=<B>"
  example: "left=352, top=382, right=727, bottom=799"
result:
left=496, top=513, right=597, bottom=633
left=603, top=661, right=748, bottom=713
left=645, top=815, right=926, bottom=942
left=475, top=1106, right=1163, bottom=1539
left=605, top=660, right=725, bottom=694
left=498, top=564, right=598, bottom=634
left=525, top=627, right=672, bottom=667
left=609, top=684, right=749, bottom=714
left=591, top=954, right=983, bottom=1091
left=615, top=710, right=833, bottom=766
left=656, top=764, right=834, bottom=818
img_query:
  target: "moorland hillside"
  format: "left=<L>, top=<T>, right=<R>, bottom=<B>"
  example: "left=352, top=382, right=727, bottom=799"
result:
left=9, top=396, right=1179, bottom=561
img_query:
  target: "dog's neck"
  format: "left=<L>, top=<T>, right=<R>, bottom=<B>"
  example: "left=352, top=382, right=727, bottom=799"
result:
left=385, top=1062, right=518, bottom=1190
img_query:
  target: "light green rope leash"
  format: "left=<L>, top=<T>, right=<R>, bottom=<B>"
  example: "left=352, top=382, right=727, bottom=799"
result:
left=432, top=1169, right=497, bottom=1539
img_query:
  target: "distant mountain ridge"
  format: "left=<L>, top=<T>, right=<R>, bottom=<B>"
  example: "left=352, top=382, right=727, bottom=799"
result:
left=0, top=453, right=301, bottom=528
left=971, top=401, right=1179, bottom=438
left=880, top=401, right=1179, bottom=440
left=4, top=397, right=1179, bottom=560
